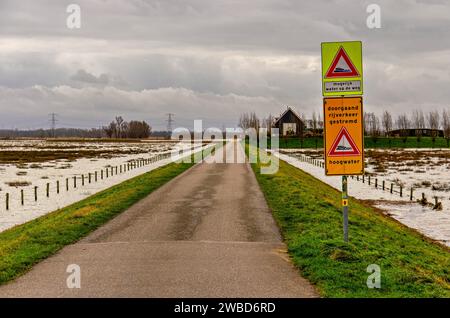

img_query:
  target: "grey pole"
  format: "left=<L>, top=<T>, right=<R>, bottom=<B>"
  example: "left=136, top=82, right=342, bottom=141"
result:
left=342, top=175, right=349, bottom=242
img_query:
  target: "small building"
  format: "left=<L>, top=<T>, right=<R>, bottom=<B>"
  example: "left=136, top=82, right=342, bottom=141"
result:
left=273, top=106, right=305, bottom=137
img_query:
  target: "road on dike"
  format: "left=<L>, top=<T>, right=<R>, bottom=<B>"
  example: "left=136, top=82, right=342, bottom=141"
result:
left=0, top=141, right=318, bottom=297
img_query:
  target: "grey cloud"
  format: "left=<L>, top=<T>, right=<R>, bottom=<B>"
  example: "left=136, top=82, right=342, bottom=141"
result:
left=71, top=69, right=109, bottom=84
left=0, top=0, right=449, bottom=129
left=0, top=86, right=278, bottom=130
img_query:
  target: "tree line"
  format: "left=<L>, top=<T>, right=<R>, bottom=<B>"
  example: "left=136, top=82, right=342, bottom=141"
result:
left=102, top=116, right=151, bottom=139
left=0, top=128, right=105, bottom=138
left=239, top=109, right=450, bottom=138
left=0, top=116, right=153, bottom=139
left=364, top=109, right=450, bottom=141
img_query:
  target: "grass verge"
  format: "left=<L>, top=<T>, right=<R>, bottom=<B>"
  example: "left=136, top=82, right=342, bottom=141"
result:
left=251, top=148, right=450, bottom=297
left=0, top=160, right=195, bottom=285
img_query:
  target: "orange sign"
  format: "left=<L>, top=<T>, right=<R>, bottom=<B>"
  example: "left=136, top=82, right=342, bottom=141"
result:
left=323, top=97, right=364, bottom=175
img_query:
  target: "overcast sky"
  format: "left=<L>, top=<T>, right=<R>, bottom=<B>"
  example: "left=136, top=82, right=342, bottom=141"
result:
left=0, top=0, right=449, bottom=130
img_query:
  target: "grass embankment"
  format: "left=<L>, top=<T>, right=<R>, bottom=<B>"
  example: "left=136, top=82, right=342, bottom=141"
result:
left=274, top=136, right=450, bottom=149
left=251, top=150, right=450, bottom=297
left=0, top=160, right=196, bottom=285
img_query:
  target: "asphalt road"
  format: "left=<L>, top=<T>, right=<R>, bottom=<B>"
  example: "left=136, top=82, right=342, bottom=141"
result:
left=0, top=141, right=318, bottom=297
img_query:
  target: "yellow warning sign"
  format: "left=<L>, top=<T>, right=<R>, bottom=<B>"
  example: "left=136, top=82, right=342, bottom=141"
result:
left=342, top=199, right=348, bottom=206
left=323, top=97, right=364, bottom=176
left=321, top=41, right=363, bottom=96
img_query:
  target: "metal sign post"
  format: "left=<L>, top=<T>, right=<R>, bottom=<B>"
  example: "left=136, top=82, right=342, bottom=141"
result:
left=342, top=176, right=349, bottom=242
left=321, top=41, right=364, bottom=243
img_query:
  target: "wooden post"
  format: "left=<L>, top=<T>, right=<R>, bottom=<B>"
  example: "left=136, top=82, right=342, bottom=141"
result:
left=400, top=186, right=403, bottom=197
left=88, top=173, right=91, bottom=183
left=46, top=183, right=50, bottom=197
left=120, top=165, right=122, bottom=174
left=74, top=176, right=77, bottom=188
left=410, top=188, right=413, bottom=201
left=57, top=180, right=60, bottom=194
left=390, top=183, right=393, bottom=194
left=101, top=170, right=103, bottom=179
left=95, top=171, right=98, bottom=182
left=368, top=176, right=371, bottom=185
left=106, top=168, right=109, bottom=178
left=382, top=180, right=385, bottom=190
left=6, top=193, right=9, bottom=210
left=34, top=186, right=38, bottom=201
left=82, top=174, right=85, bottom=186
left=21, top=189, right=24, bottom=205
left=66, top=178, right=69, bottom=191
left=375, top=178, right=378, bottom=188
left=362, top=175, right=365, bottom=183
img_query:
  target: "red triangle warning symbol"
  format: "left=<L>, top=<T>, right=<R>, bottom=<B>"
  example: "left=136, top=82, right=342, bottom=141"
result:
left=328, top=127, right=361, bottom=156
left=325, top=47, right=359, bottom=78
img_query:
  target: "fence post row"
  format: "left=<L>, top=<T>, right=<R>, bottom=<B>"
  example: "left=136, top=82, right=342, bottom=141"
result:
left=301, top=154, right=428, bottom=202
left=2, top=154, right=174, bottom=209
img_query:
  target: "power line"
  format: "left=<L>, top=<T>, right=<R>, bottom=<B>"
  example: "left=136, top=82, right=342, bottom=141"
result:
left=49, top=113, right=58, bottom=138
left=166, top=113, right=175, bottom=133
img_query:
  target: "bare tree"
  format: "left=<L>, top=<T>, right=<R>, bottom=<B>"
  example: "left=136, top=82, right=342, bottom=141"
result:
left=363, top=112, right=370, bottom=136
left=127, top=121, right=151, bottom=138
left=103, top=117, right=151, bottom=139
left=122, top=121, right=129, bottom=138
left=442, top=109, right=450, bottom=147
left=363, top=112, right=380, bottom=139
left=412, top=110, right=425, bottom=141
left=381, top=110, right=393, bottom=137
left=238, top=112, right=259, bottom=130
left=396, top=113, right=410, bottom=142
left=427, top=110, right=440, bottom=143
left=238, top=113, right=249, bottom=130
left=367, top=113, right=380, bottom=141
left=311, top=112, right=318, bottom=136
left=103, top=121, right=117, bottom=138
left=115, top=116, right=124, bottom=138
left=318, top=113, right=324, bottom=132
left=250, top=112, right=260, bottom=131
left=262, top=114, right=274, bottom=135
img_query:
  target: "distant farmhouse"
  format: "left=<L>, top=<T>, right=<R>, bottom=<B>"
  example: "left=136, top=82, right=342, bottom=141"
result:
left=272, top=106, right=323, bottom=137
left=273, top=106, right=304, bottom=137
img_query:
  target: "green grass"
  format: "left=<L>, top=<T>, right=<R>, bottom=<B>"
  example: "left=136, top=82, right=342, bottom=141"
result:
left=251, top=148, right=450, bottom=297
left=0, top=160, right=196, bottom=285
left=274, top=136, right=450, bottom=149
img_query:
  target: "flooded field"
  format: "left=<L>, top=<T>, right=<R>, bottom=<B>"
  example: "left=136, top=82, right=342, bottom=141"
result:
left=0, top=139, right=208, bottom=232
left=277, top=148, right=450, bottom=247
